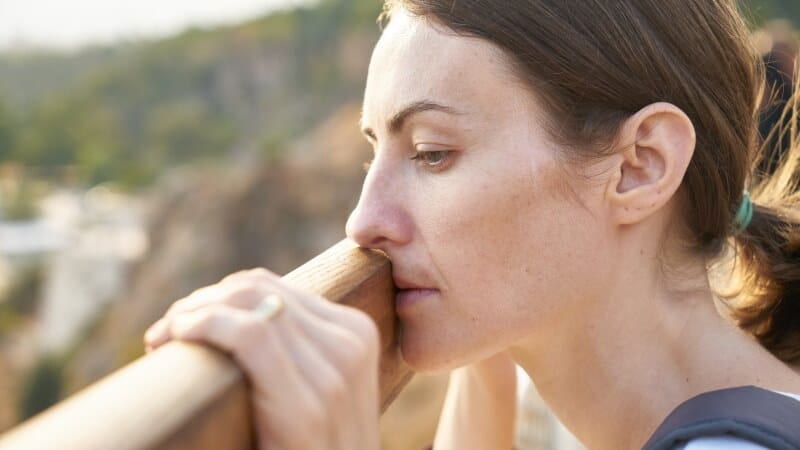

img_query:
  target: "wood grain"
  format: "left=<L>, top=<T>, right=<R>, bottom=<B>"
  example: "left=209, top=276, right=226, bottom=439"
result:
left=0, top=239, right=413, bottom=450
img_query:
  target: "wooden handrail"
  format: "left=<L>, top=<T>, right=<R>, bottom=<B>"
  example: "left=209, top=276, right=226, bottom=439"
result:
left=0, top=239, right=413, bottom=450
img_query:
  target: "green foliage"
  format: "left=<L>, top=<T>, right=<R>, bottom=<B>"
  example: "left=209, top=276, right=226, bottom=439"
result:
left=0, top=307, right=22, bottom=337
left=0, top=0, right=383, bottom=189
left=2, top=183, right=41, bottom=221
left=0, top=171, right=48, bottom=222
left=0, top=264, right=43, bottom=336
left=16, top=355, right=65, bottom=421
left=259, top=129, right=291, bottom=161
left=0, top=100, right=14, bottom=162
left=0, top=46, right=133, bottom=110
left=147, top=99, right=235, bottom=164
left=743, top=0, right=800, bottom=25
left=1, top=265, right=43, bottom=316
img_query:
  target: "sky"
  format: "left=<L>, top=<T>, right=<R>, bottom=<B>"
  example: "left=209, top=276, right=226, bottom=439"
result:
left=0, top=0, right=307, bottom=51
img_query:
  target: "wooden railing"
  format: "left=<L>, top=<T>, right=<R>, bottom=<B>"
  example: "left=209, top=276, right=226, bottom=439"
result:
left=0, top=239, right=413, bottom=450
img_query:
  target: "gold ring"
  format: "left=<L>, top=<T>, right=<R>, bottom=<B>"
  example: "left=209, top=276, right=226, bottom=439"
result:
left=253, top=293, right=284, bottom=322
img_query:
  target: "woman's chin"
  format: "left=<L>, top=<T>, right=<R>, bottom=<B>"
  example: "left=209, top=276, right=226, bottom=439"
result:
left=400, top=348, right=448, bottom=374
left=399, top=329, right=462, bottom=374
left=399, top=321, right=518, bottom=374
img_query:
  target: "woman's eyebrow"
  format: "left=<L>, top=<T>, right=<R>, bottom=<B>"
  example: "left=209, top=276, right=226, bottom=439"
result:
left=360, top=100, right=465, bottom=140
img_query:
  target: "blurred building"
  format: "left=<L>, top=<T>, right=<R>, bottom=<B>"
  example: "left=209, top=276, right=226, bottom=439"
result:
left=37, top=187, right=147, bottom=353
left=0, top=184, right=147, bottom=356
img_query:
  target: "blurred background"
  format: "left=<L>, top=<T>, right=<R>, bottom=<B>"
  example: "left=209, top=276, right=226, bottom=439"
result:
left=0, top=0, right=796, bottom=448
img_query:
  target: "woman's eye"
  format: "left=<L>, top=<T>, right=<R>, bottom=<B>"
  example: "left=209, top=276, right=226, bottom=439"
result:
left=410, top=150, right=451, bottom=169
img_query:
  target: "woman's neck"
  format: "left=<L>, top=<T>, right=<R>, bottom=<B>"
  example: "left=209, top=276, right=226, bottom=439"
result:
left=508, top=248, right=800, bottom=450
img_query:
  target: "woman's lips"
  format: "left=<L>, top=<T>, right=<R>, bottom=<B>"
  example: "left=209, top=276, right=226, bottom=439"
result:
left=395, top=288, right=438, bottom=313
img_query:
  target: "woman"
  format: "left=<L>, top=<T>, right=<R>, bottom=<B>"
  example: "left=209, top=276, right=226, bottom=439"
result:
left=144, top=1, right=800, bottom=449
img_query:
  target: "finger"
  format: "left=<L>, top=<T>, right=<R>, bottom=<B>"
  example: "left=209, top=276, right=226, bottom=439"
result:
left=144, top=317, right=169, bottom=351
left=282, top=302, right=377, bottom=448
left=143, top=286, right=236, bottom=350
left=162, top=269, right=319, bottom=327
left=145, top=287, right=290, bottom=351
left=145, top=281, right=269, bottom=350
left=314, top=308, right=380, bottom=447
left=167, top=303, right=304, bottom=394
left=164, top=266, right=288, bottom=321
left=219, top=267, right=280, bottom=285
left=164, top=283, right=261, bottom=319
left=221, top=269, right=345, bottom=320
left=183, top=268, right=359, bottom=330
left=279, top=308, right=360, bottom=448
left=284, top=300, right=365, bottom=376
left=168, top=303, right=330, bottom=450
left=266, top=319, right=347, bottom=448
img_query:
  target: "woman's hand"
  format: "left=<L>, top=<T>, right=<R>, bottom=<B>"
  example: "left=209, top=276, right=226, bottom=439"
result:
left=143, top=268, right=381, bottom=450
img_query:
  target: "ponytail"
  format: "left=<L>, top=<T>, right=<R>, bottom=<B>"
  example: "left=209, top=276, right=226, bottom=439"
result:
left=728, top=79, right=800, bottom=363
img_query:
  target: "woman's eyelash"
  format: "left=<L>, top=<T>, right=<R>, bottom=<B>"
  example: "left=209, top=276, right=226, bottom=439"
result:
left=410, top=150, right=451, bottom=168
left=362, top=150, right=453, bottom=173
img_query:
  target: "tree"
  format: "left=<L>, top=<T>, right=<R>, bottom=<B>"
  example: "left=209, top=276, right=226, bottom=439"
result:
left=0, top=99, right=15, bottom=162
left=17, top=356, right=64, bottom=421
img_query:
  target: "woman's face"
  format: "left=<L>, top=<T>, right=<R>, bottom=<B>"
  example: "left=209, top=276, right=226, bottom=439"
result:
left=346, top=9, right=612, bottom=372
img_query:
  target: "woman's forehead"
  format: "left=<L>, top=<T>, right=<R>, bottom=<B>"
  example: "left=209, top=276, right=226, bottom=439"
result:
left=362, top=10, right=521, bottom=128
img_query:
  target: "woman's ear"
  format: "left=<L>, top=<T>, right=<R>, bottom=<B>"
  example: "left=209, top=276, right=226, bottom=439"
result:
left=606, top=102, right=696, bottom=226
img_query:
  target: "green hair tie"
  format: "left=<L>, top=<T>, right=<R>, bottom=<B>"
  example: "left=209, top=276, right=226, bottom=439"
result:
left=733, top=192, right=753, bottom=234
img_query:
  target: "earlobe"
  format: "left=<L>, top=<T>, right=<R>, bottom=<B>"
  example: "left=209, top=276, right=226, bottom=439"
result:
left=608, top=102, right=696, bottom=226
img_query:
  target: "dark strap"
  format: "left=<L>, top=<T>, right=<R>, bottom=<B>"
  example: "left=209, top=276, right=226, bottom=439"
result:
left=643, top=386, right=800, bottom=450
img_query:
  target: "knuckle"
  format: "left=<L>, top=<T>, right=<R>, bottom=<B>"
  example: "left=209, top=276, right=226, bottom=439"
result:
left=171, top=310, right=210, bottom=335
left=165, top=304, right=180, bottom=318
left=348, top=311, right=380, bottom=347
left=166, top=296, right=192, bottom=316
left=229, top=282, right=262, bottom=301
left=220, top=273, right=238, bottom=284
left=351, top=339, right=373, bottom=364
left=230, top=318, right=264, bottom=350
left=301, top=396, right=326, bottom=431
left=233, top=267, right=277, bottom=283
left=195, top=312, right=215, bottom=330
left=333, top=335, right=372, bottom=378
left=221, top=268, right=260, bottom=283
left=247, top=267, right=273, bottom=278
left=317, top=371, right=347, bottom=404
left=223, top=271, right=281, bottom=302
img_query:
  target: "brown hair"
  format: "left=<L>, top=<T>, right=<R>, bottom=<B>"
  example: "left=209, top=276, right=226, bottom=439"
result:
left=381, top=0, right=800, bottom=362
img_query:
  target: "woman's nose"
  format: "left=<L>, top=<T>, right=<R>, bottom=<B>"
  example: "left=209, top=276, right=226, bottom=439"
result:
left=345, top=166, right=411, bottom=250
